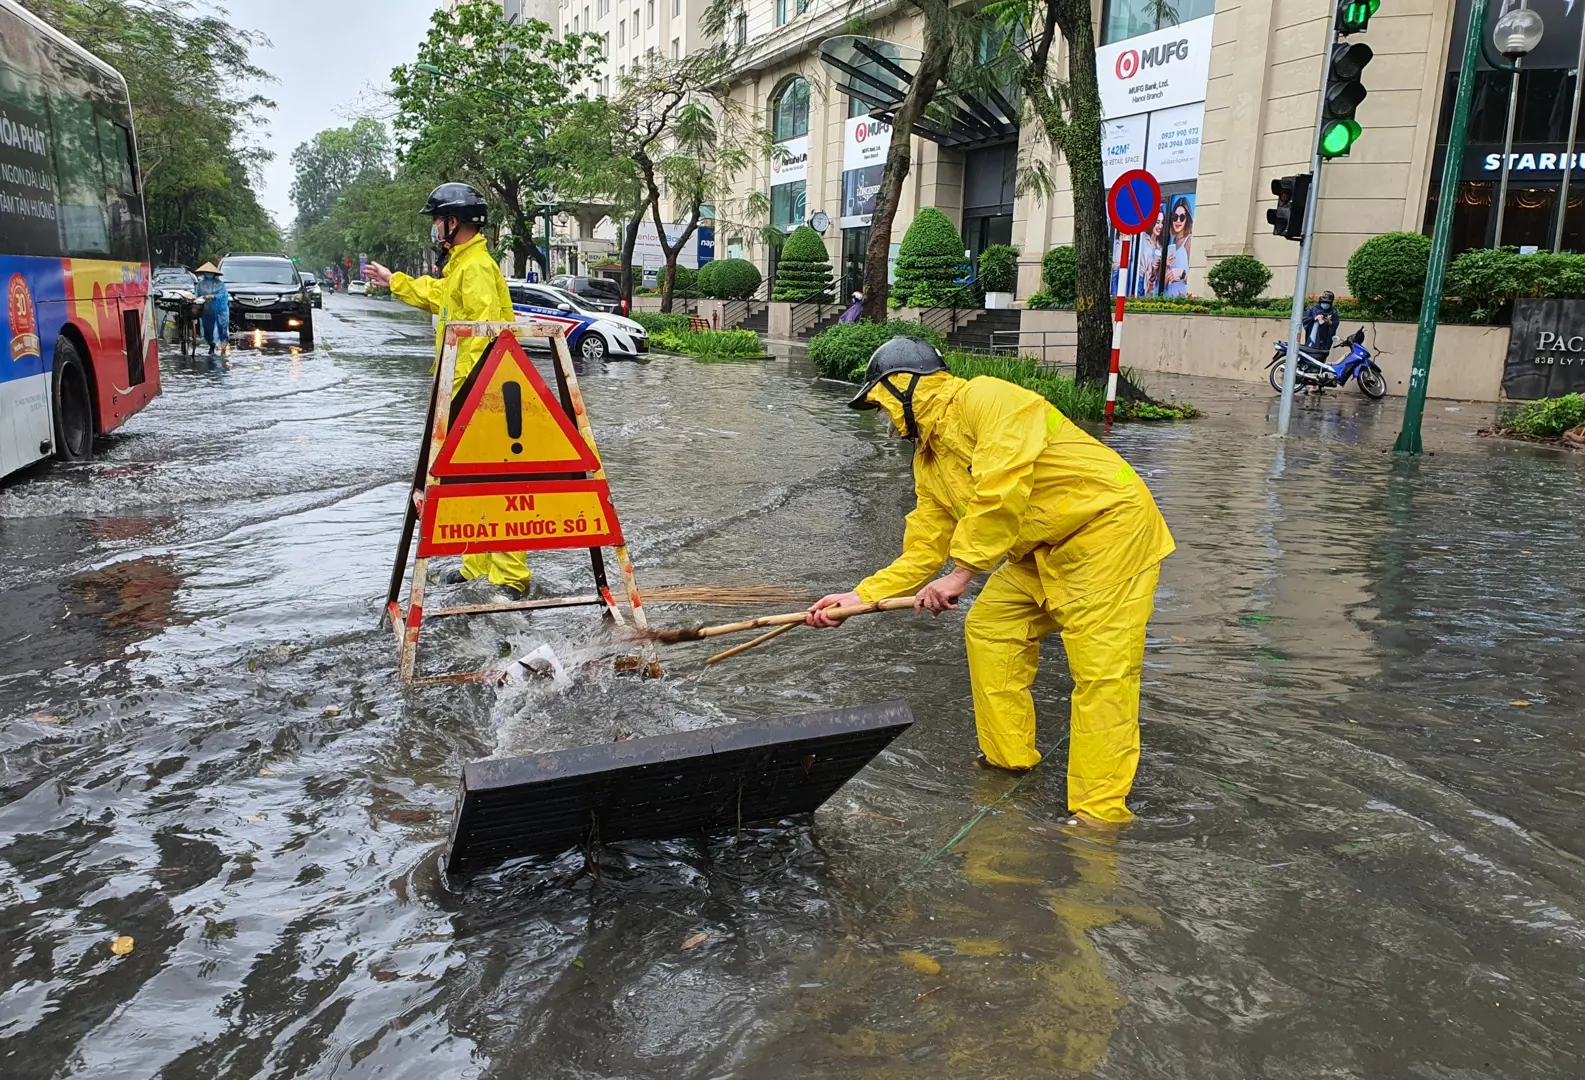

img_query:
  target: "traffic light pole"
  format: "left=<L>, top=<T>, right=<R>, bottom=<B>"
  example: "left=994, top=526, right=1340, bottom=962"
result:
left=1277, top=0, right=1344, bottom=438
left=1393, top=0, right=1490, bottom=455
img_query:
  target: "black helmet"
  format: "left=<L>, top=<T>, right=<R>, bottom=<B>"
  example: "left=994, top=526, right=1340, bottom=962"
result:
left=421, top=182, right=488, bottom=226
left=848, top=336, right=949, bottom=438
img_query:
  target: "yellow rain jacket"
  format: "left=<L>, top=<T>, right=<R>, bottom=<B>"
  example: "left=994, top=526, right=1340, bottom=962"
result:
left=388, top=233, right=514, bottom=388
left=855, top=373, right=1175, bottom=608
left=389, top=233, right=530, bottom=593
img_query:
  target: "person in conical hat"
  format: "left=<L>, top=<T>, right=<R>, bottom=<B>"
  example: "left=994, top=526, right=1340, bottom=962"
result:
left=194, top=262, right=230, bottom=356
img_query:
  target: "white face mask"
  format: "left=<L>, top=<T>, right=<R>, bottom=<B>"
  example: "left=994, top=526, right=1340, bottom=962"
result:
left=431, top=221, right=443, bottom=244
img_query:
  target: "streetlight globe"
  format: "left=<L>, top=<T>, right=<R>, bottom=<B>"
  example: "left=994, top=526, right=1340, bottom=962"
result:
left=1495, top=8, right=1545, bottom=58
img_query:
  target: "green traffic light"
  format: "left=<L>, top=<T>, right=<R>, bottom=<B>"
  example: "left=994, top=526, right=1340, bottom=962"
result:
left=1320, top=118, right=1362, bottom=158
left=1339, top=0, right=1381, bottom=33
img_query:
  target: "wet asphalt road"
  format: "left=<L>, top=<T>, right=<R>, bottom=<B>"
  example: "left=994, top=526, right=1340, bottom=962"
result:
left=1, top=294, right=1583, bottom=1079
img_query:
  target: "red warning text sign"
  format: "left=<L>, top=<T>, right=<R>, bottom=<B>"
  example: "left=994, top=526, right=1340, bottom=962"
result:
left=417, top=480, right=624, bottom=557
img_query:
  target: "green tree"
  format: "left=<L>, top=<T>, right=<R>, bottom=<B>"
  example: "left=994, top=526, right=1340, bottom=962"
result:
left=289, top=118, right=391, bottom=229
left=388, top=0, right=603, bottom=277
left=22, top=0, right=280, bottom=265
left=989, top=0, right=1178, bottom=392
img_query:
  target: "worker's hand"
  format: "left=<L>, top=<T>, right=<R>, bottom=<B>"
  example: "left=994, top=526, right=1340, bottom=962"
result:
left=807, top=591, right=862, bottom=628
left=364, top=262, right=393, bottom=288
left=915, top=567, right=975, bottom=615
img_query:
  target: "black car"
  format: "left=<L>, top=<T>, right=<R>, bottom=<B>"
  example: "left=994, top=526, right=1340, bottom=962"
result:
left=221, top=253, right=314, bottom=348
left=549, top=275, right=624, bottom=314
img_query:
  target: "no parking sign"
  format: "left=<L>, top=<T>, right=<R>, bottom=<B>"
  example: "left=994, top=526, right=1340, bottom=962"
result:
left=1102, top=169, right=1160, bottom=423
left=1107, top=169, right=1161, bottom=235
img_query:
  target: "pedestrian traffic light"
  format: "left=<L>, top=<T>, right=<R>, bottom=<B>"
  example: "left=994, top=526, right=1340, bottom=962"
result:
left=1337, top=0, right=1380, bottom=35
left=1267, top=173, right=1312, bottom=241
left=1319, top=42, right=1372, bottom=158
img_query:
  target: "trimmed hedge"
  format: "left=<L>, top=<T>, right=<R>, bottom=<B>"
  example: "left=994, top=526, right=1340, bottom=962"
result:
left=1347, top=232, right=1431, bottom=322
left=807, top=319, right=946, bottom=380
left=631, top=312, right=691, bottom=335
left=977, top=244, right=1019, bottom=295
left=891, top=208, right=968, bottom=308
left=651, top=327, right=764, bottom=359
left=698, top=257, right=762, bottom=299
left=1207, top=255, right=1272, bottom=307
left=771, top=225, right=834, bottom=301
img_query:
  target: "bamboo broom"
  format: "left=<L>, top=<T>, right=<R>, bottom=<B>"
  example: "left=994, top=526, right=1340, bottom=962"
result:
left=637, top=596, right=920, bottom=645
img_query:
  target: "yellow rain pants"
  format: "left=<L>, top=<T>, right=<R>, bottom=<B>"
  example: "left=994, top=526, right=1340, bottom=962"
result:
left=390, top=234, right=532, bottom=593
left=965, top=557, right=1160, bottom=823
left=854, top=372, right=1174, bottom=822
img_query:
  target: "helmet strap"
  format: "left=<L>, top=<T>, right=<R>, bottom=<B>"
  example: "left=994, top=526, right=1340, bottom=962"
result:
left=876, top=372, right=922, bottom=439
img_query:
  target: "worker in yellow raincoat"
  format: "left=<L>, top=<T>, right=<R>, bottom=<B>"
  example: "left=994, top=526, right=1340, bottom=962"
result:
left=365, top=183, right=532, bottom=597
left=808, top=339, right=1175, bottom=824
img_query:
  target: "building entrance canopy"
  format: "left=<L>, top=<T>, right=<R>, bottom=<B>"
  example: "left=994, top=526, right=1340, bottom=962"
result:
left=818, top=35, right=1019, bottom=150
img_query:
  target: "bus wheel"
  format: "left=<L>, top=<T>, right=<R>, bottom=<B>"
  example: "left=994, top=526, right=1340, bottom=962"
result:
left=52, top=338, right=94, bottom=462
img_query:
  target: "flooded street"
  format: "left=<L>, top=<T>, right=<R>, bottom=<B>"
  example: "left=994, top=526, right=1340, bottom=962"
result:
left=2, top=295, right=1582, bottom=1079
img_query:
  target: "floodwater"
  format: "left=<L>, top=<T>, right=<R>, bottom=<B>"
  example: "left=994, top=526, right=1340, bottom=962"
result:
left=2, top=296, right=1582, bottom=1079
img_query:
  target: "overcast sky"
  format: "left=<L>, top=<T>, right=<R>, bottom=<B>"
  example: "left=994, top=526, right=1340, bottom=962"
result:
left=229, top=0, right=439, bottom=227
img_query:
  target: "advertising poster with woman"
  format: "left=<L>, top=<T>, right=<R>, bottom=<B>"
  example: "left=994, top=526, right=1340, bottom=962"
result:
left=1130, top=194, right=1194, bottom=297
left=1163, top=194, right=1195, bottom=296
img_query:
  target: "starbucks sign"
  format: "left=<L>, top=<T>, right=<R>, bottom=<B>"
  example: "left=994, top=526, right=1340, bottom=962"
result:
left=1504, top=298, right=1585, bottom=399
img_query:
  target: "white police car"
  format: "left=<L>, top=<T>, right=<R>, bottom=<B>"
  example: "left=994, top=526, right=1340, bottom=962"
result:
left=507, top=281, right=648, bottom=360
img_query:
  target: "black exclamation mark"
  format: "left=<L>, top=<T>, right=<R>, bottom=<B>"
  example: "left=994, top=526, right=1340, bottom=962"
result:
left=503, top=381, right=524, bottom=455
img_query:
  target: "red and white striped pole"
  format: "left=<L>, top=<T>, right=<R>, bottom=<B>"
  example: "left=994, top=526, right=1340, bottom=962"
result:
left=1105, top=236, right=1131, bottom=425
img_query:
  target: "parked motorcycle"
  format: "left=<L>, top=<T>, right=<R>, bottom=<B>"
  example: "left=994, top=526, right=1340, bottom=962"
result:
left=1267, top=327, right=1388, bottom=399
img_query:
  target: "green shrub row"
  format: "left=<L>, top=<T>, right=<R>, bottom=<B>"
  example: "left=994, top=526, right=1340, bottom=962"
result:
left=807, top=319, right=946, bottom=380
left=650, top=327, right=764, bottom=359
left=1026, top=246, right=1077, bottom=309
left=631, top=312, right=692, bottom=335
left=1502, top=393, right=1585, bottom=438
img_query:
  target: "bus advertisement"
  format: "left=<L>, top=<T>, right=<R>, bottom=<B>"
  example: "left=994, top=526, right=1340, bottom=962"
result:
left=0, top=0, right=160, bottom=480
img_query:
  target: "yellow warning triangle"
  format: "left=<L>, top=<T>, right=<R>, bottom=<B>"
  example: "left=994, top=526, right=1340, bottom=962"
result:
left=431, top=333, right=599, bottom=478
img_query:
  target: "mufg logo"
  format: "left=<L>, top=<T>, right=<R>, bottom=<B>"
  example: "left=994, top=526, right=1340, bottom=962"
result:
left=1116, top=37, right=1190, bottom=80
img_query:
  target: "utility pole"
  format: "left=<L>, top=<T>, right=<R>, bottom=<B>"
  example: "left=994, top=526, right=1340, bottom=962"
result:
left=1394, top=0, right=1491, bottom=454
left=1278, top=0, right=1347, bottom=437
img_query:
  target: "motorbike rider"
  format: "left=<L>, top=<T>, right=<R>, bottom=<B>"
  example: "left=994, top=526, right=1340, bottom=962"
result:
left=363, top=183, right=531, bottom=598
left=1302, top=290, right=1338, bottom=351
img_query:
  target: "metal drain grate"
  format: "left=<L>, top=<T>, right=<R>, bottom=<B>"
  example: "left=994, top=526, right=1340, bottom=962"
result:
left=444, top=701, right=914, bottom=877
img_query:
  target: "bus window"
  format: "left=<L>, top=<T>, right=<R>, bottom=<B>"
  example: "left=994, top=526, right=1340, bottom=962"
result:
left=97, top=114, right=135, bottom=193
left=50, top=93, right=109, bottom=256
left=0, top=60, right=60, bottom=258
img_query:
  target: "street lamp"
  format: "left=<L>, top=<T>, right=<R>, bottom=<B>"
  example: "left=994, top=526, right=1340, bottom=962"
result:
left=1492, top=4, right=1545, bottom=248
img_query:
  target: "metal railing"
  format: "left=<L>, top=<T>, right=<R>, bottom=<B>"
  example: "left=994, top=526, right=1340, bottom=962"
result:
left=919, top=286, right=982, bottom=339
left=988, top=327, right=1079, bottom=370
left=789, top=291, right=841, bottom=337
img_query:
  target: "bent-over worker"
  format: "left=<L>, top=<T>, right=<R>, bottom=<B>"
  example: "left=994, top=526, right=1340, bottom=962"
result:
left=365, top=182, right=531, bottom=598
left=807, top=339, right=1175, bottom=825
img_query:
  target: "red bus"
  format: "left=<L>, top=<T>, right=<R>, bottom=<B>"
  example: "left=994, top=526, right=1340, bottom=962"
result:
left=0, top=0, right=160, bottom=479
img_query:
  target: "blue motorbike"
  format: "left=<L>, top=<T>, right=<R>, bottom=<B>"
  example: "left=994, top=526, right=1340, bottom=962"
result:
left=1267, top=327, right=1387, bottom=399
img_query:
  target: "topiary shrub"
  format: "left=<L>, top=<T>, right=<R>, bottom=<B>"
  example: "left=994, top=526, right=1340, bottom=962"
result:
left=1207, top=254, right=1272, bottom=307
left=771, top=225, right=834, bottom=301
left=892, top=208, right=969, bottom=308
left=977, top=244, right=1019, bottom=295
left=698, top=258, right=762, bottom=300
left=1347, top=232, right=1431, bottom=322
left=806, top=319, right=946, bottom=380
left=670, top=264, right=700, bottom=298
left=1041, top=246, right=1077, bottom=307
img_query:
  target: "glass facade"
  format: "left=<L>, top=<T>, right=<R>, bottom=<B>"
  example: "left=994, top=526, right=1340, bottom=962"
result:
left=1100, top=0, right=1215, bottom=45
left=771, top=77, right=810, bottom=141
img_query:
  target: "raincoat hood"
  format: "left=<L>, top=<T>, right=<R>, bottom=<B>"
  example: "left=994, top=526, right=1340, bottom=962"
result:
left=867, top=371, right=964, bottom=441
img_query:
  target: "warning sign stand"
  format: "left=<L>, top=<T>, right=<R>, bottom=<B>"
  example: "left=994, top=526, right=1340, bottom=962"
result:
left=383, top=321, right=657, bottom=684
